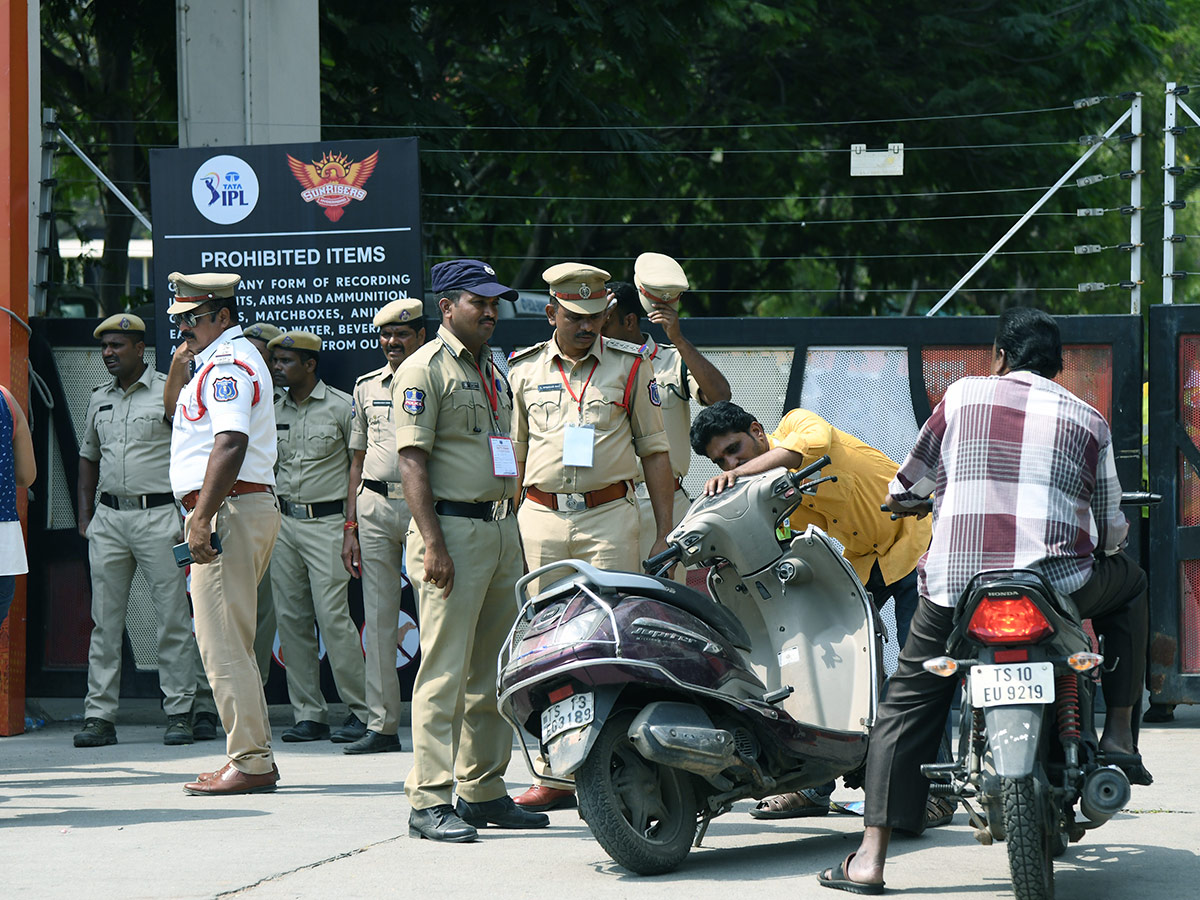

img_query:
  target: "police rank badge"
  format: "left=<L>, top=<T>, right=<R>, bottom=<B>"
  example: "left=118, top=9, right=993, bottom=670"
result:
left=648, top=380, right=662, bottom=406
left=212, top=376, right=239, bottom=402
left=402, top=387, right=426, bottom=414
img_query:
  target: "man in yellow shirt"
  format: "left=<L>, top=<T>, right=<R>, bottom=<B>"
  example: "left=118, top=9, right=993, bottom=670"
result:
left=691, top=400, right=935, bottom=820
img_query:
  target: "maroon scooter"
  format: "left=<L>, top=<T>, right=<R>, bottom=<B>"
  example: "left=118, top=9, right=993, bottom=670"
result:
left=497, top=456, right=887, bottom=874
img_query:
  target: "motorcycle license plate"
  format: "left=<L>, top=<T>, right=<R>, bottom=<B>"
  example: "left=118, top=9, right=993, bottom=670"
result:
left=541, top=692, right=595, bottom=742
left=970, top=662, right=1055, bottom=707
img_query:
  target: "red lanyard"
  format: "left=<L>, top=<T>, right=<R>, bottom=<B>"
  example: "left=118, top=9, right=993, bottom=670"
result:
left=556, top=357, right=599, bottom=416
left=475, top=355, right=501, bottom=427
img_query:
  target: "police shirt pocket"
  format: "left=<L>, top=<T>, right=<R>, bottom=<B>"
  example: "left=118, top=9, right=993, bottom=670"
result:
left=368, top=410, right=391, bottom=443
left=305, top=423, right=341, bottom=458
left=524, top=390, right=562, bottom=431
left=657, top=376, right=683, bottom=411
left=136, top=413, right=168, bottom=441
left=449, top=389, right=486, bottom=432
left=94, top=408, right=116, bottom=443
left=585, top=388, right=625, bottom=430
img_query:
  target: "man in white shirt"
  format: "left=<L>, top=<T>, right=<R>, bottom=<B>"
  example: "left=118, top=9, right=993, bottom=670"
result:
left=164, top=271, right=282, bottom=796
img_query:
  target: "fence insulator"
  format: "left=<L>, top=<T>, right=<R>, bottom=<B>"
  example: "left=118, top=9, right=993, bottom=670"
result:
left=1118, top=132, right=1140, bottom=143
left=1073, top=96, right=1104, bottom=109
left=1118, top=170, right=1140, bottom=180
left=1168, top=125, right=1188, bottom=135
left=1076, top=174, right=1105, bottom=187
left=1117, top=205, right=1139, bottom=215
left=1118, top=281, right=1139, bottom=290
left=1168, top=272, right=1190, bottom=280
left=1077, top=208, right=1106, bottom=217
left=1168, top=234, right=1188, bottom=243
left=1074, top=244, right=1103, bottom=255
left=1172, top=85, right=1191, bottom=96
left=1079, top=282, right=1107, bottom=292
left=1117, top=91, right=1141, bottom=100
left=1078, top=134, right=1106, bottom=146
left=1166, top=165, right=1187, bottom=176
left=1166, top=199, right=1187, bottom=210
left=1117, top=243, right=1138, bottom=252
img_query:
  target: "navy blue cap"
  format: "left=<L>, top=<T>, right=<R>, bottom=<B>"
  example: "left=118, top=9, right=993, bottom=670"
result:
left=430, top=259, right=518, bottom=301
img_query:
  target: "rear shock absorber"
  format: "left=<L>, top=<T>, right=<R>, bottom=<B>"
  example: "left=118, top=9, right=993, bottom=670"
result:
left=1056, top=673, right=1081, bottom=770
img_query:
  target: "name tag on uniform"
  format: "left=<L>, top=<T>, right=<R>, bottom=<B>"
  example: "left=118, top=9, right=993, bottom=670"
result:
left=489, top=436, right=518, bottom=477
left=98, top=404, right=113, bottom=412
left=563, top=423, right=595, bottom=467
left=276, top=424, right=290, bottom=431
left=537, top=383, right=562, bottom=392
left=371, top=400, right=392, bottom=407
left=461, top=380, right=481, bottom=391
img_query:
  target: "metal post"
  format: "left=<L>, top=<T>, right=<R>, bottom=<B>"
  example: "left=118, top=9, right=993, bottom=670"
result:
left=34, top=109, right=57, bottom=317
left=928, top=107, right=1133, bottom=317
left=51, top=122, right=152, bottom=234
left=1129, top=93, right=1143, bottom=314
left=1164, top=83, right=1178, bottom=305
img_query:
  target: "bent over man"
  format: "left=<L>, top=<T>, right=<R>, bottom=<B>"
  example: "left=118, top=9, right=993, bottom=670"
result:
left=165, top=272, right=281, bottom=796
left=397, top=259, right=548, bottom=842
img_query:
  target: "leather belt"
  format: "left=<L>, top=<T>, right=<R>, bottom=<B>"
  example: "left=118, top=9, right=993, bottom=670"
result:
left=525, top=481, right=629, bottom=512
left=279, top=498, right=345, bottom=520
left=362, top=478, right=406, bottom=501
left=99, top=492, right=175, bottom=512
left=434, top=499, right=513, bottom=522
left=180, top=481, right=273, bottom=512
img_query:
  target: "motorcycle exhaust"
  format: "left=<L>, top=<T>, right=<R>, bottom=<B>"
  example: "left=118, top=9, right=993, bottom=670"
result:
left=1079, top=766, right=1131, bottom=824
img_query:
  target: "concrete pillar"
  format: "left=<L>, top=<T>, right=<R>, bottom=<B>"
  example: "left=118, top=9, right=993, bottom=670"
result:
left=176, top=0, right=320, bottom=147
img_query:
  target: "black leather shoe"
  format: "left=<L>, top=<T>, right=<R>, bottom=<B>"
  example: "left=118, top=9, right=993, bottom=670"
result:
left=408, top=804, right=478, bottom=842
left=281, top=720, right=330, bottom=742
left=73, top=717, right=117, bottom=748
left=330, top=713, right=368, bottom=743
left=456, top=795, right=550, bottom=829
left=343, top=730, right=402, bottom=754
left=163, top=713, right=194, bottom=746
left=192, top=711, right=220, bottom=741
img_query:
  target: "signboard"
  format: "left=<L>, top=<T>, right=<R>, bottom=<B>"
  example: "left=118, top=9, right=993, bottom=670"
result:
left=149, top=138, right=422, bottom=391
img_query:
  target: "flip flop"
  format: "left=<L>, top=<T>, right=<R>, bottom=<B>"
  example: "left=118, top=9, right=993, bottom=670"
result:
left=818, top=853, right=885, bottom=895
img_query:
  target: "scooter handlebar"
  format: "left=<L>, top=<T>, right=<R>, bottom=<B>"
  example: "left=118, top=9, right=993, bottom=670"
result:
left=643, top=544, right=683, bottom=575
left=1120, top=491, right=1162, bottom=506
left=788, top=454, right=832, bottom=487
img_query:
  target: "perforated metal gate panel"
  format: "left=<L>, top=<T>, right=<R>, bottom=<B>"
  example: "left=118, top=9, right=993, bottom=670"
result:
left=1180, top=337, right=1200, bottom=673
left=50, top=345, right=166, bottom=671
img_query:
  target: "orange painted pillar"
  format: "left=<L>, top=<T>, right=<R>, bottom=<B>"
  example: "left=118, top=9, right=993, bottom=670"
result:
left=0, top=0, right=30, bottom=736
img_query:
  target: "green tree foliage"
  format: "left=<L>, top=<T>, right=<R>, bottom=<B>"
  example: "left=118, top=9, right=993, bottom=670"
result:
left=320, top=0, right=1192, bottom=316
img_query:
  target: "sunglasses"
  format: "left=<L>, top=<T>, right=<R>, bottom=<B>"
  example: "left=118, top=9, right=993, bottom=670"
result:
left=169, top=309, right=220, bottom=328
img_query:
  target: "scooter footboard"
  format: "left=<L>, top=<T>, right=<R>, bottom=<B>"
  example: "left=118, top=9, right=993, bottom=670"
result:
left=983, top=704, right=1046, bottom=778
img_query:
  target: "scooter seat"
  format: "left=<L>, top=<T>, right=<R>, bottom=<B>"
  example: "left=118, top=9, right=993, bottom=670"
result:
left=625, top=575, right=754, bottom=653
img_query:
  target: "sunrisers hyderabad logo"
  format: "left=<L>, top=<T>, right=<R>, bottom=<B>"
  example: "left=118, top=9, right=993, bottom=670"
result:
left=286, top=150, right=379, bottom=222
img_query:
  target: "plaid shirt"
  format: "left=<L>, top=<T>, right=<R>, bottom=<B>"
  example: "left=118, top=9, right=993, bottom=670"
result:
left=890, top=370, right=1128, bottom=609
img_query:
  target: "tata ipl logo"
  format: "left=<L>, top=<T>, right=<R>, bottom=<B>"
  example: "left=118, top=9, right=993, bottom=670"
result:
left=191, top=154, right=260, bottom=225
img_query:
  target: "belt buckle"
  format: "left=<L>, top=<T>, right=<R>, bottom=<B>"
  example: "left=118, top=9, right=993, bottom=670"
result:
left=634, top=482, right=649, bottom=501
left=387, top=483, right=405, bottom=501
left=565, top=492, right=587, bottom=512
left=116, top=496, right=139, bottom=512
left=492, top=500, right=510, bottom=521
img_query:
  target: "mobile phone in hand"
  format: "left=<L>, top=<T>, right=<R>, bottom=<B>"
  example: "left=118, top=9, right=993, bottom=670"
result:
left=173, top=532, right=223, bottom=568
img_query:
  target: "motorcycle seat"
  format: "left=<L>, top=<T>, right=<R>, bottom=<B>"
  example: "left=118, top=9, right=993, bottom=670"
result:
left=580, top=566, right=753, bottom=652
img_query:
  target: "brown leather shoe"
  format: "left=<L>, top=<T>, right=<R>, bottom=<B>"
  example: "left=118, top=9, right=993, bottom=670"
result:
left=184, top=761, right=279, bottom=796
left=512, top=784, right=576, bottom=812
left=196, top=763, right=280, bottom=783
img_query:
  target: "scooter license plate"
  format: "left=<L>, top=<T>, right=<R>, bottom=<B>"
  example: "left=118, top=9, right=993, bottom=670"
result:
left=541, top=692, right=595, bottom=742
left=970, top=662, right=1055, bottom=707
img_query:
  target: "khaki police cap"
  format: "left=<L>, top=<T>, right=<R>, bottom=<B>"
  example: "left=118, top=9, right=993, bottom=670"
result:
left=268, top=330, right=322, bottom=353
left=634, top=252, right=690, bottom=314
left=167, top=271, right=241, bottom=314
left=243, top=322, right=283, bottom=343
left=93, top=313, right=147, bottom=339
left=543, top=262, right=612, bottom=315
left=373, top=297, right=425, bottom=329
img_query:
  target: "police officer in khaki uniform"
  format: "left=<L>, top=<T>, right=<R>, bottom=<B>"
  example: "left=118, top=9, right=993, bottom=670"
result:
left=165, top=272, right=280, bottom=796
left=340, top=297, right=426, bottom=754
left=268, top=331, right=369, bottom=745
left=73, top=314, right=217, bottom=748
left=396, top=259, right=548, bottom=842
left=508, top=262, right=675, bottom=811
left=241, top=321, right=284, bottom=686
left=602, top=254, right=731, bottom=583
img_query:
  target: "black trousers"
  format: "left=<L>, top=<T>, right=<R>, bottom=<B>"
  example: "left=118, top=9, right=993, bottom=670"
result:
left=863, top=552, right=1147, bottom=833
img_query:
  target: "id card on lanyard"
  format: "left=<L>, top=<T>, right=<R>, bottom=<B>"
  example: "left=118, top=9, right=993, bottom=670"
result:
left=557, top=357, right=599, bottom=468
left=474, top=351, right=518, bottom=477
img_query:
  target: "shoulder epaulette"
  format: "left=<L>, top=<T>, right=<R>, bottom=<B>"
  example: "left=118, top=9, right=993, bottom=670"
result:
left=91, top=382, right=107, bottom=392
left=353, top=367, right=383, bottom=386
left=507, top=341, right=549, bottom=365
left=327, top=384, right=354, bottom=405
left=606, top=338, right=645, bottom=357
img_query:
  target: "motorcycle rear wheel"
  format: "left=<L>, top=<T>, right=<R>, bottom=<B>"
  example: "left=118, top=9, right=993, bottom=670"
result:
left=1001, top=775, right=1056, bottom=900
left=576, top=710, right=699, bottom=875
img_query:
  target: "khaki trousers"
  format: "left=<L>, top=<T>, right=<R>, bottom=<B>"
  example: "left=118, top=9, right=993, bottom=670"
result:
left=84, top=504, right=212, bottom=720
left=517, top=491, right=640, bottom=594
left=253, top=565, right=277, bottom=686
left=358, top=486, right=412, bottom=734
left=188, top=492, right=280, bottom=775
left=404, top=513, right=523, bottom=809
left=271, top=513, right=368, bottom=724
left=637, top=486, right=692, bottom=585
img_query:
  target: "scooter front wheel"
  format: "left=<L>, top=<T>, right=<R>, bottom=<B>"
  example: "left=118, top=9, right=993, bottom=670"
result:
left=576, top=709, right=699, bottom=875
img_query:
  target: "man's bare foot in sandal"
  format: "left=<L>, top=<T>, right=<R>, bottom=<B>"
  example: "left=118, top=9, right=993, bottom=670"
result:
left=818, top=851, right=885, bottom=895
left=818, top=827, right=890, bottom=894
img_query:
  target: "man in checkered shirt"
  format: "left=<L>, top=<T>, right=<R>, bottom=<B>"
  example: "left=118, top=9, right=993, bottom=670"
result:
left=819, top=307, right=1149, bottom=894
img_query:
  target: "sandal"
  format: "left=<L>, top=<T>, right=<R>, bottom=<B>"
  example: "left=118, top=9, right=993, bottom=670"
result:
left=925, top=794, right=956, bottom=828
left=1100, top=751, right=1154, bottom=786
left=818, top=853, right=885, bottom=895
left=751, top=788, right=831, bottom=819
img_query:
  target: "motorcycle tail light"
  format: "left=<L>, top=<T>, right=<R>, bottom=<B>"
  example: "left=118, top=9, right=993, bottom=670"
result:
left=966, top=594, right=1055, bottom=645
left=1067, top=651, right=1104, bottom=672
left=923, top=656, right=958, bottom=677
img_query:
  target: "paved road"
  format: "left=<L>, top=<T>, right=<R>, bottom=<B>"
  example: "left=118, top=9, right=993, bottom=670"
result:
left=1, top=702, right=1196, bottom=899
